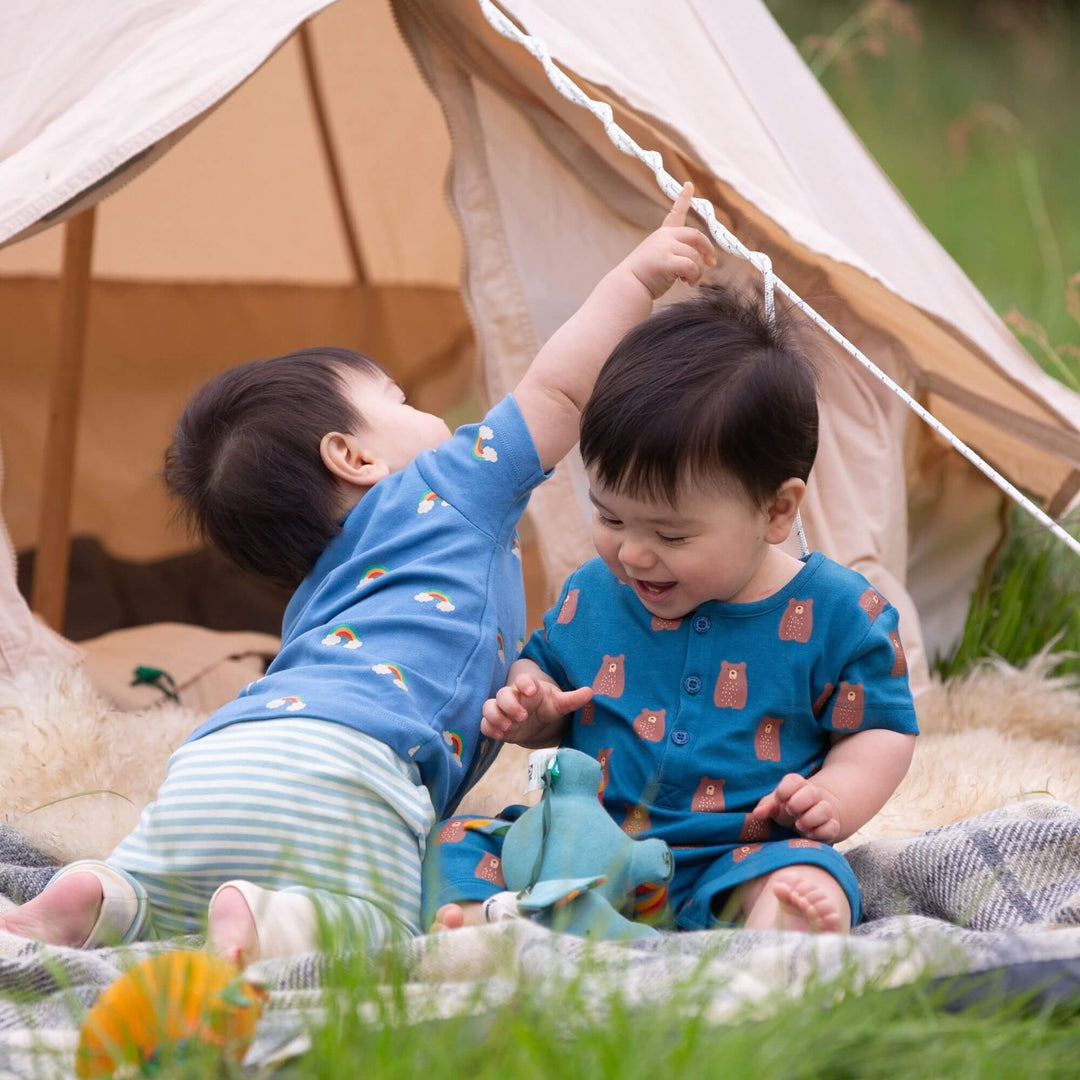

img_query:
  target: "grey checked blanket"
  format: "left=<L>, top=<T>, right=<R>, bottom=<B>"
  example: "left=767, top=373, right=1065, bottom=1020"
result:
left=5, top=799, right=1080, bottom=1077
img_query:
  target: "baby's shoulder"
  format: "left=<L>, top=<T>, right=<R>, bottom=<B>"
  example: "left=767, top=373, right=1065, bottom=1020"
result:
left=807, top=554, right=886, bottom=603
left=802, top=554, right=899, bottom=642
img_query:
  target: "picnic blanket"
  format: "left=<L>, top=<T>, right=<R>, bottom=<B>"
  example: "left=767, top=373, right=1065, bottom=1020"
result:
left=4, top=798, right=1080, bottom=1077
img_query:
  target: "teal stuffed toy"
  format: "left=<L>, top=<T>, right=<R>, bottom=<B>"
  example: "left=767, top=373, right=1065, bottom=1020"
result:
left=499, top=747, right=673, bottom=940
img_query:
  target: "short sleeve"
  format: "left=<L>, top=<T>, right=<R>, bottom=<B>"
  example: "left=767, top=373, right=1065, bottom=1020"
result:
left=818, top=603, right=919, bottom=736
left=414, top=394, right=550, bottom=543
left=519, top=578, right=574, bottom=690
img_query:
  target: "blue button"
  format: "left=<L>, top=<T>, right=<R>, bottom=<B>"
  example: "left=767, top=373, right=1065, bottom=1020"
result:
left=671, top=729, right=689, bottom=746
left=693, top=615, right=711, bottom=634
left=683, top=675, right=702, bottom=695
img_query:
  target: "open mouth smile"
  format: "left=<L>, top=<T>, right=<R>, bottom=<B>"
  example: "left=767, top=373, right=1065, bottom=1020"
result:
left=631, top=578, right=677, bottom=602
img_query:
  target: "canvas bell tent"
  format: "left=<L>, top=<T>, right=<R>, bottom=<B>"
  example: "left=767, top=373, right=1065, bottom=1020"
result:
left=3, top=0, right=1080, bottom=702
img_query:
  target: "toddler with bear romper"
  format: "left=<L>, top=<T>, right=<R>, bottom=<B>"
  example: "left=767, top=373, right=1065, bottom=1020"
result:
left=428, top=287, right=918, bottom=935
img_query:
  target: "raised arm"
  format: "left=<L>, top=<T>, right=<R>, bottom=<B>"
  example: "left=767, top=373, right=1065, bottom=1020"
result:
left=513, top=183, right=715, bottom=472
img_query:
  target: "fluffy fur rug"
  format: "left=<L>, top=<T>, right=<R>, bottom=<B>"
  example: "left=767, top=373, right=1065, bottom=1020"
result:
left=2, top=650, right=1079, bottom=864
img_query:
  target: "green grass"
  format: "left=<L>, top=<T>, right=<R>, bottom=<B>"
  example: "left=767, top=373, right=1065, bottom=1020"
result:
left=275, top=961, right=1080, bottom=1079
left=940, top=506, right=1080, bottom=679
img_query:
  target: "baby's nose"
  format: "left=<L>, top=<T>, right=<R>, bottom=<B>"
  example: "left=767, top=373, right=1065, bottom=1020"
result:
left=619, top=539, right=656, bottom=568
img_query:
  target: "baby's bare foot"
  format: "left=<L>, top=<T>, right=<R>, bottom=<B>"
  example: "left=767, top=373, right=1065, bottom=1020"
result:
left=0, top=872, right=103, bottom=947
left=771, top=871, right=844, bottom=934
left=208, top=886, right=260, bottom=967
left=430, top=902, right=486, bottom=933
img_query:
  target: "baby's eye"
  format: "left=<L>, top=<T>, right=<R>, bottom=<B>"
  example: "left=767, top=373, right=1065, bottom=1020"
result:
left=596, top=514, right=622, bottom=528
left=658, top=534, right=687, bottom=545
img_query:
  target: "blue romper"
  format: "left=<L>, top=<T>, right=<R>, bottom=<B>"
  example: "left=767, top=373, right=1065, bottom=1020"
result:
left=425, top=553, right=918, bottom=929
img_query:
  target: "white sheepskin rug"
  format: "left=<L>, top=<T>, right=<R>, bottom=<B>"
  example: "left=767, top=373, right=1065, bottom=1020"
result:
left=2, top=650, right=1079, bottom=863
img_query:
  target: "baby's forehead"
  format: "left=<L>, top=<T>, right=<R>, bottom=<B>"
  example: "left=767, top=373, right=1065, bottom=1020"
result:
left=588, top=472, right=742, bottom=523
left=341, top=368, right=399, bottom=402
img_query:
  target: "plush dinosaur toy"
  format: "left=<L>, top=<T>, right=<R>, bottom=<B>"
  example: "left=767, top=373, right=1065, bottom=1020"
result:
left=498, top=747, right=673, bottom=940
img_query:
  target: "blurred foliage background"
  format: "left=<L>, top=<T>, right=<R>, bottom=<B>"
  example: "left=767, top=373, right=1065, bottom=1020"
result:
left=766, top=0, right=1080, bottom=676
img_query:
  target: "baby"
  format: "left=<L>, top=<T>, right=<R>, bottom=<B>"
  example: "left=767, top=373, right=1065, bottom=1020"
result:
left=0, top=185, right=714, bottom=963
left=428, top=287, right=918, bottom=935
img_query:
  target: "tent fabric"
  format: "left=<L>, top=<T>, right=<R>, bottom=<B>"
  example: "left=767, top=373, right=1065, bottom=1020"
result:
left=1, top=0, right=1078, bottom=698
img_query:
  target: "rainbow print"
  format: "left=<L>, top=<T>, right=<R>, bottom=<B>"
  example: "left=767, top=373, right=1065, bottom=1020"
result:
left=417, top=489, right=448, bottom=514
left=471, top=425, right=498, bottom=462
left=372, top=663, right=407, bottom=690
left=496, top=631, right=506, bottom=663
left=442, top=729, right=464, bottom=764
left=414, top=589, right=455, bottom=613
left=265, top=695, right=306, bottom=713
left=321, top=625, right=363, bottom=650
left=511, top=535, right=522, bottom=559
left=356, top=565, right=388, bottom=588
left=634, top=881, right=669, bottom=922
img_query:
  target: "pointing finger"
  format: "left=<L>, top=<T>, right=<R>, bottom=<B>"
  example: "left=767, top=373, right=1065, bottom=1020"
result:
left=662, top=181, right=694, bottom=228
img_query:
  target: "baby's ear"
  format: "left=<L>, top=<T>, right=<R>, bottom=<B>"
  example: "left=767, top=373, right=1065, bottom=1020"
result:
left=320, top=431, right=390, bottom=489
left=764, top=477, right=806, bottom=544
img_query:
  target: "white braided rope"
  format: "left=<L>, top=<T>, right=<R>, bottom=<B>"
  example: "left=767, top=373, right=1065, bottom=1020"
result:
left=477, top=0, right=1080, bottom=561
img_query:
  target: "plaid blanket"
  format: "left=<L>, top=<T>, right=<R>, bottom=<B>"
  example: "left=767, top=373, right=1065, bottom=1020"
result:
left=4, top=799, right=1080, bottom=1077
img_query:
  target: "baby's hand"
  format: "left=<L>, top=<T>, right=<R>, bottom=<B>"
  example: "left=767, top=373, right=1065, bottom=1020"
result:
left=752, top=773, right=842, bottom=842
left=480, top=673, right=593, bottom=744
left=622, top=182, right=716, bottom=300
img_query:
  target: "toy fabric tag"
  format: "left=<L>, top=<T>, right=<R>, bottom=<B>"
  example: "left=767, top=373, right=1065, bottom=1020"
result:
left=524, top=748, right=560, bottom=793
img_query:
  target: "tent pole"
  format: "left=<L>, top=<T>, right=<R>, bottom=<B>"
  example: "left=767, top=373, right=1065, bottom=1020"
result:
left=31, top=207, right=96, bottom=632
left=299, top=21, right=370, bottom=285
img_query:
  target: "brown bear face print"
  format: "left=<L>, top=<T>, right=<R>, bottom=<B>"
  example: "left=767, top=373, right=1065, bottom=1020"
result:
left=788, top=839, right=822, bottom=849
left=651, top=615, right=681, bottom=631
left=474, top=854, right=505, bottom=886
left=713, top=661, right=748, bottom=709
left=592, top=654, right=626, bottom=698
left=889, top=631, right=908, bottom=677
left=597, top=748, right=613, bottom=795
left=556, top=588, right=579, bottom=625
left=691, top=777, right=725, bottom=813
left=858, top=587, right=885, bottom=622
left=778, top=598, right=814, bottom=643
left=632, top=707, right=666, bottom=742
left=833, top=682, right=865, bottom=729
left=622, top=804, right=651, bottom=835
left=739, top=814, right=771, bottom=841
left=732, top=843, right=762, bottom=864
left=579, top=700, right=595, bottom=726
left=436, top=819, right=465, bottom=844
left=754, top=717, right=784, bottom=762
left=812, top=683, right=835, bottom=717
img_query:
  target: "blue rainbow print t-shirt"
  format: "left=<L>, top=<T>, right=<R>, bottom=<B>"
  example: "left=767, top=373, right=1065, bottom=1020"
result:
left=186, top=394, right=549, bottom=815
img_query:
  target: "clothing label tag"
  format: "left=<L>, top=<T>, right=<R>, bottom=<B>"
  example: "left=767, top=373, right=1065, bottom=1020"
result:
left=525, top=748, right=560, bottom=793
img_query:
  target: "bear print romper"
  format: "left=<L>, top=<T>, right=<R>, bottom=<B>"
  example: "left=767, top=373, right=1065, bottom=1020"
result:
left=426, top=554, right=918, bottom=930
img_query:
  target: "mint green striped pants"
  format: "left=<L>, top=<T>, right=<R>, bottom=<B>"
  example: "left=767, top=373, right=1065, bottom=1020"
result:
left=97, top=718, right=435, bottom=947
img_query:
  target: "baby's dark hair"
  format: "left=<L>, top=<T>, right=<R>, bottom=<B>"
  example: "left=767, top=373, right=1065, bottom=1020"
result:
left=164, top=346, right=386, bottom=590
left=579, top=286, right=818, bottom=507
